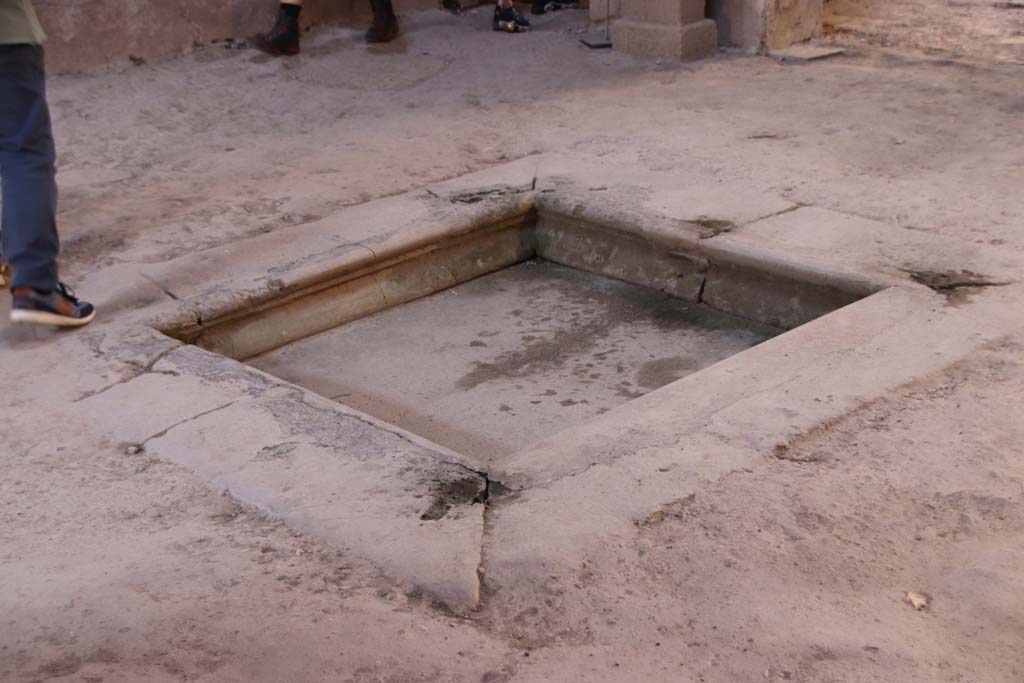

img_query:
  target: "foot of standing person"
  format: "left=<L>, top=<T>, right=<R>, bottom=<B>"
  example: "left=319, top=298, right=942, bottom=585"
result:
left=256, top=6, right=301, bottom=56
left=365, top=12, right=400, bottom=43
left=10, top=283, right=96, bottom=327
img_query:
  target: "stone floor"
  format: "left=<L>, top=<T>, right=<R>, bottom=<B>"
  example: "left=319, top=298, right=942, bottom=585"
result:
left=2, top=5, right=1023, bottom=682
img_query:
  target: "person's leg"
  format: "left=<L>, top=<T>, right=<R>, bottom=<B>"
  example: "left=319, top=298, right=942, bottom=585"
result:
left=365, top=0, right=399, bottom=44
left=0, top=44, right=58, bottom=292
left=256, top=1, right=302, bottom=56
left=0, top=44, right=94, bottom=326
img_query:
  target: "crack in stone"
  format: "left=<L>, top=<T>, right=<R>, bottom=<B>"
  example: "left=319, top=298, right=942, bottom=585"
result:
left=756, top=202, right=806, bottom=222
left=449, top=183, right=534, bottom=205
left=73, top=343, right=183, bottom=403
left=693, top=203, right=804, bottom=240
left=139, top=272, right=180, bottom=302
left=135, top=400, right=238, bottom=451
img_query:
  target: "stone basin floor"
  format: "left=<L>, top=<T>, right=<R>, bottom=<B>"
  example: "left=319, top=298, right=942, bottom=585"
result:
left=250, top=260, right=779, bottom=464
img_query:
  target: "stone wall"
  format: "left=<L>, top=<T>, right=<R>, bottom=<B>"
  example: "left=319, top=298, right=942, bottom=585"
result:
left=764, top=0, right=822, bottom=49
left=34, top=0, right=434, bottom=73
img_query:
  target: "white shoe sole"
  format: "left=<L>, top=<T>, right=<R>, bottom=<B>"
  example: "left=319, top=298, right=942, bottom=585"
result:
left=10, top=308, right=96, bottom=327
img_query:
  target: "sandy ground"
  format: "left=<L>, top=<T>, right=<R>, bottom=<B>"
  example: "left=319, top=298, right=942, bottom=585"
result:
left=2, top=4, right=1023, bottom=682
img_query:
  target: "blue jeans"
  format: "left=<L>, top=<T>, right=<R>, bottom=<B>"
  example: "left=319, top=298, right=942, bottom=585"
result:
left=0, top=44, right=59, bottom=291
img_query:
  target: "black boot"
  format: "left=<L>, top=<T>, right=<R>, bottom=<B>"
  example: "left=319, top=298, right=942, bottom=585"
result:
left=366, top=0, right=400, bottom=43
left=256, top=7, right=300, bottom=56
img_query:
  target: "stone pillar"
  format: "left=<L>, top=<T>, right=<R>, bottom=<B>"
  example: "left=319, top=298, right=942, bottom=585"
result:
left=610, top=0, right=718, bottom=61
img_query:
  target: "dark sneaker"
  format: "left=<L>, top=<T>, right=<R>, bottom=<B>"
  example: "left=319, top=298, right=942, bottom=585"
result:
left=493, top=5, right=530, bottom=32
left=256, top=10, right=300, bottom=56
left=365, top=12, right=400, bottom=43
left=441, top=0, right=463, bottom=14
left=10, top=283, right=96, bottom=327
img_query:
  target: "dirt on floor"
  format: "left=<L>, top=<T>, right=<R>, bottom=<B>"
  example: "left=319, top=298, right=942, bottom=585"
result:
left=2, top=4, right=1023, bottom=682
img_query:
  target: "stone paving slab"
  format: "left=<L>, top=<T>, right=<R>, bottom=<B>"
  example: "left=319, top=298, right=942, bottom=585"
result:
left=76, top=344, right=487, bottom=613
left=139, top=157, right=539, bottom=323
left=719, top=206, right=1020, bottom=284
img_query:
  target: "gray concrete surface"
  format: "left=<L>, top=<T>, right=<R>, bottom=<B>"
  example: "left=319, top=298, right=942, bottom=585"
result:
left=250, top=260, right=779, bottom=463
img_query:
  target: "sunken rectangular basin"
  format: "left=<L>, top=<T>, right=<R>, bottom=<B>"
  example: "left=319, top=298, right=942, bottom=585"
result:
left=249, top=259, right=779, bottom=465
left=167, top=201, right=870, bottom=469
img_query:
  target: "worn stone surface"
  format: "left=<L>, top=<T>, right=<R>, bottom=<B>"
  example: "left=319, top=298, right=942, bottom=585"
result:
left=139, top=157, right=538, bottom=320
left=719, top=206, right=1020, bottom=285
left=491, top=284, right=1001, bottom=487
left=483, top=282, right=1024, bottom=557
left=3, top=11, right=1024, bottom=682
left=250, top=260, right=778, bottom=465
left=702, top=258, right=862, bottom=328
left=75, top=344, right=487, bottom=613
left=537, top=211, right=708, bottom=300
left=192, top=215, right=533, bottom=360
left=479, top=338, right=1024, bottom=681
